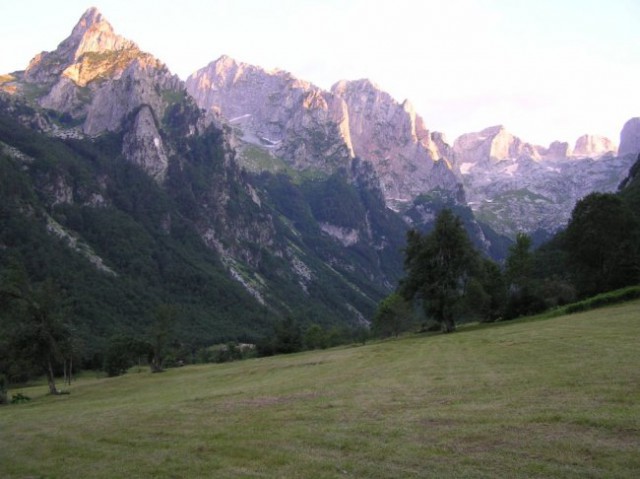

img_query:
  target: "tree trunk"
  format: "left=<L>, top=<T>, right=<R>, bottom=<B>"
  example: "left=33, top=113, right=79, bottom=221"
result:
left=46, top=358, right=58, bottom=395
left=150, top=356, right=163, bottom=373
left=442, top=317, right=456, bottom=334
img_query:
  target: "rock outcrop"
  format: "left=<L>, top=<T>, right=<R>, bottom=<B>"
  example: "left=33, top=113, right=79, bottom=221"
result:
left=186, top=56, right=353, bottom=173
left=453, top=126, right=616, bottom=169
left=331, top=79, right=460, bottom=208
left=572, top=134, right=617, bottom=158
left=8, top=7, right=185, bottom=180
left=122, top=105, right=169, bottom=182
left=24, top=7, right=136, bottom=84
left=453, top=125, right=633, bottom=237
left=618, top=117, right=640, bottom=157
left=187, top=59, right=461, bottom=210
left=453, top=125, right=541, bottom=168
left=22, top=7, right=181, bottom=133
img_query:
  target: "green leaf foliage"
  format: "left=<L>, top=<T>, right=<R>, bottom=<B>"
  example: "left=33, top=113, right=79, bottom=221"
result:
left=565, top=193, right=640, bottom=297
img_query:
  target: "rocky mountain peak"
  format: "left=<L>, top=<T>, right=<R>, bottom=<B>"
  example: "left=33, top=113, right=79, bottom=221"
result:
left=5, top=7, right=184, bottom=182
left=24, top=7, right=137, bottom=84
left=452, top=121, right=635, bottom=238
left=618, top=117, right=640, bottom=157
left=68, top=7, right=117, bottom=51
left=453, top=125, right=530, bottom=165
left=331, top=78, right=381, bottom=97
left=545, top=141, right=573, bottom=160
left=187, top=56, right=354, bottom=172
left=572, top=134, right=617, bottom=158
left=330, top=79, right=459, bottom=208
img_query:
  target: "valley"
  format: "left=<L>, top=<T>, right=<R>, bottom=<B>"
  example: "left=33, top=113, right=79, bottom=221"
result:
left=0, top=7, right=639, bottom=370
left=2, top=301, right=639, bottom=478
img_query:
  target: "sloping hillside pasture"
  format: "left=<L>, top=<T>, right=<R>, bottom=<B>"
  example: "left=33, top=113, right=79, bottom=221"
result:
left=1, top=301, right=639, bottom=478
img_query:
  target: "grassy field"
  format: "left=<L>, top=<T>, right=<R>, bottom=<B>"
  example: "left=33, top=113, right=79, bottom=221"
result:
left=2, top=301, right=639, bottom=478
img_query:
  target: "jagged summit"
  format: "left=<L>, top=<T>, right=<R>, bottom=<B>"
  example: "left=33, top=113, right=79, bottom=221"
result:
left=573, top=134, right=617, bottom=158
left=187, top=55, right=354, bottom=172
left=331, top=78, right=382, bottom=95
left=7, top=6, right=180, bottom=139
left=454, top=125, right=617, bottom=164
left=24, top=7, right=137, bottom=84
left=187, top=63, right=460, bottom=208
left=452, top=122, right=634, bottom=237
left=67, top=7, right=135, bottom=57
left=619, top=117, right=640, bottom=157
left=67, top=7, right=111, bottom=46
left=194, top=55, right=311, bottom=92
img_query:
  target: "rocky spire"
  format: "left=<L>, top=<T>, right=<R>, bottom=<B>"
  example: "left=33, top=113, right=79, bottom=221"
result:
left=618, top=117, right=640, bottom=157
left=572, top=134, right=617, bottom=158
left=65, top=7, right=135, bottom=60
left=24, top=7, right=137, bottom=83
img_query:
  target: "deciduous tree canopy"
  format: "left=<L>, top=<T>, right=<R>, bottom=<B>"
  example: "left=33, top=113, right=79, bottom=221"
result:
left=565, top=193, right=640, bottom=297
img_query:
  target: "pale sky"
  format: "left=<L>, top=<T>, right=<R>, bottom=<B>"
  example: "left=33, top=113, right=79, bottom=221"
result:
left=1, top=0, right=638, bottom=146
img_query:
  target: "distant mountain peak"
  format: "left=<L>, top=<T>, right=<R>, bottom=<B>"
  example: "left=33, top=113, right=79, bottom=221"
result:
left=11, top=7, right=180, bottom=138
left=65, top=7, right=136, bottom=59
left=619, top=117, right=640, bottom=157
left=331, top=78, right=384, bottom=99
left=23, top=7, right=138, bottom=85
left=572, top=134, right=617, bottom=158
left=70, top=7, right=109, bottom=40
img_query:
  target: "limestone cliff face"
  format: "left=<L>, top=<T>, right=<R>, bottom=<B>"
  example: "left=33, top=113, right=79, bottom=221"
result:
left=24, top=7, right=136, bottom=84
left=122, top=105, right=169, bottom=182
left=453, top=125, right=541, bottom=168
left=331, top=79, right=460, bottom=208
left=573, top=134, right=617, bottom=158
left=186, top=59, right=461, bottom=210
left=619, top=117, right=640, bottom=157
left=186, top=56, right=353, bottom=173
left=453, top=126, right=616, bottom=169
left=452, top=125, right=632, bottom=237
left=23, top=8, right=182, bottom=135
left=13, top=8, right=184, bottom=180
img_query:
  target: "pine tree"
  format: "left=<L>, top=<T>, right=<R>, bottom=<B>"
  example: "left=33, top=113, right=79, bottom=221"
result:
left=400, top=209, right=476, bottom=333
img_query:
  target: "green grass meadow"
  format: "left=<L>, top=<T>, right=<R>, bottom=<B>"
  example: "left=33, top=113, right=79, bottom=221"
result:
left=2, top=301, right=639, bottom=478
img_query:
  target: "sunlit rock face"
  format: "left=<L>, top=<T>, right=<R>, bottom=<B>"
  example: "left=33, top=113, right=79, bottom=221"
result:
left=7, top=7, right=189, bottom=180
left=24, top=7, right=136, bottom=84
left=572, top=134, right=617, bottom=158
left=186, top=56, right=354, bottom=174
left=330, top=79, right=460, bottom=209
left=187, top=61, right=462, bottom=210
left=452, top=125, right=632, bottom=237
left=18, top=7, right=181, bottom=138
left=619, top=117, right=640, bottom=157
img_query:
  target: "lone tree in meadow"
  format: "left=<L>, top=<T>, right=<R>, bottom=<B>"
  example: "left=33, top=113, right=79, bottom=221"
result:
left=150, top=304, right=176, bottom=373
left=372, top=292, right=414, bottom=338
left=1, top=266, right=72, bottom=395
left=400, top=209, right=477, bottom=333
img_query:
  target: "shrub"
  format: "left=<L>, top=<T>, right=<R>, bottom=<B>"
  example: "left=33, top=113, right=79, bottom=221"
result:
left=547, top=285, right=640, bottom=318
left=11, top=392, right=31, bottom=404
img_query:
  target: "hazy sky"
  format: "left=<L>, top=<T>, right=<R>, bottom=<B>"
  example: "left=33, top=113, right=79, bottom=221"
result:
left=1, top=0, right=638, bottom=146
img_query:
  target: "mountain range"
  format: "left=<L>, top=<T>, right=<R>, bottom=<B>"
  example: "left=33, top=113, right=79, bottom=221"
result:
left=1, top=8, right=638, bottom=349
